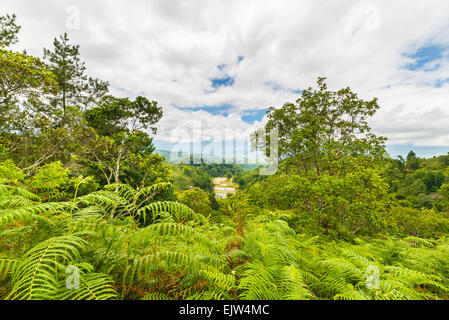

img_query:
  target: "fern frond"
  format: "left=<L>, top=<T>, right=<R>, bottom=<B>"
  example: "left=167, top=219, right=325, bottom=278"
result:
left=279, top=265, right=314, bottom=300
left=7, top=235, right=87, bottom=300
left=200, top=269, right=236, bottom=291
left=141, top=292, right=172, bottom=300
left=137, top=201, right=202, bottom=224
left=58, top=273, right=118, bottom=300
left=0, top=257, right=20, bottom=281
left=0, top=185, right=40, bottom=201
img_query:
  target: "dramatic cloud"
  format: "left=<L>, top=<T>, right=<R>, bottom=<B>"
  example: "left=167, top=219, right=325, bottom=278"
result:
left=3, top=0, right=449, bottom=157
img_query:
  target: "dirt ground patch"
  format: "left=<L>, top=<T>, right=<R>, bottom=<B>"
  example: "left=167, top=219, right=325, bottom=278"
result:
left=213, top=177, right=227, bottom=184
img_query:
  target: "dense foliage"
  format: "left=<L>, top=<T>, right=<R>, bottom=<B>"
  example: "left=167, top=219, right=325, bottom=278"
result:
left=1, top=13, right=449, bottom=300
left=1, top=178, right=449, bottom=300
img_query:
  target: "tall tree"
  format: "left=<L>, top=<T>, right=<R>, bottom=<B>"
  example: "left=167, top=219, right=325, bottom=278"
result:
left=43, top=32, right=108, bottom=121
left=0, top=14, right=20, bottom=48
left=81, top=95, right=163, bottom=186
left=85, top=95, right=162, bottom=136
left=0, top=14, right=74, bottom=173
left=406, top=150, right=420, bottom=171
left=0, top=14, right=55, bottom=110
left=253, top=77, right=387, bottom=175
left=0, top=50, right=57, bottom=111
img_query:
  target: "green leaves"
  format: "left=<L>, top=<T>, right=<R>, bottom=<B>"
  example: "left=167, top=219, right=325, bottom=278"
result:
left=257, top=77, right=387, bottom=175
left=177, top=187, right=214, bottom=217
left=4, top=234, right=117, bottom=300
left=85, top=95, right=162, bottom=136
left=137, top=201, right=202, bottom=224
left=247, top=167, right=390, bottom=238
left=43, top=32, right=109, bottom=116
left=0, top=48, right=58, bottom=107
left=1, top=175, right=449, bottom=301
left=8, top=235, right=85, bottom=300
left=58, top=272, right=117, bottom=300
left=80, top=95, right=163, bottom=187
left=0, top=14, right=21, bottom=48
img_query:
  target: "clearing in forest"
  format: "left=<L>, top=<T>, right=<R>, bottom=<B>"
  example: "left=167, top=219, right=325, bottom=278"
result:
left=213, top=177, right=238, bottom=198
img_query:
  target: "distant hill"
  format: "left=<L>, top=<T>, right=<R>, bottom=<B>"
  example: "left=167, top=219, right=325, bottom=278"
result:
left=155, top=149, right=266, bottom=167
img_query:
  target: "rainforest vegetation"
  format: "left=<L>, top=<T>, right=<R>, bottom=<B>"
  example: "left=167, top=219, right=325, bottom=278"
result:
left=1, top=14, right=449, bottom=300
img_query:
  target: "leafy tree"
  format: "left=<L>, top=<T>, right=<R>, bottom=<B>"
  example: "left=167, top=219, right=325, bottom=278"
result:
left=389, top=206, right=449, bottom=237
left=125, top=153, right=173, bottom=188
left=391, top=166, right=447, bottom=210
left=191, top=170, right=214, bottom=193
left=0, top=49, right=59, bottom=171
left=234, top=167, right=265, bottom=189
left=248, top=163, right=390, bottom=238
left=81, top=95, right=163, bottom=186
left=382, top=158, right=406, bottom=193
left=0, top=49, right=57, bottom=110
left=171, top=165, right=214, bottom=193
left=43, top=33, right=108, bottom=121
left=406, top=150, right=420, bottom=171
left=254, top=77, right=387, bottom=175
left=248, top=78, right=391, bottom=238
left=177, top=187, right=214, bottom=217
left=0, top=14, right=20, bottom=48
left=1, top=108, right=87, bottom=175
left=422, top=170, right=445, bottom=192
left=85, top=95, right=162, bottom=136
left=438, top=183, right=449, bottom=212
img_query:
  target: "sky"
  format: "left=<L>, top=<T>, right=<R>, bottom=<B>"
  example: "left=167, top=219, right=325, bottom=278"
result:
left=3, top=0, right=449, bottom=161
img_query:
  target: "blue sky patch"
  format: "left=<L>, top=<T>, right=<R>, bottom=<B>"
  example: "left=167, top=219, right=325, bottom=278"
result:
left=242, top=109, right=269, bottom=123
left=386, top=144, right=449, bottom=159
left=435, top=78, right=449, bottom=88
left=404, top=44, right=446, bottom=71
left=179, top=104, right=234, bottom=116
left=211, top=75, right=235, bottom=88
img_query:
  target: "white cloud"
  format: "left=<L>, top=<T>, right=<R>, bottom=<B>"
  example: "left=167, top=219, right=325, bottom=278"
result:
left=3, top=0, right=449, bottom=151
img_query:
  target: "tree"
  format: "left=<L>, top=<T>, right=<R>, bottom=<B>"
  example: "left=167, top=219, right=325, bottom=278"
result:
left=43, top=33, right=108, bottom=121
left=253, top=77, right=387, bottom=175
left=0, top=48, right=62, bottom=172
left=191, top=170, right=214, bottom=193
left=177, top=187, right=214, bottom=217
left=247, top=166, right=390, bottom=238
left=406, top=150, right=420, bottom=171
left=81, top=95, right=163, bottom=186
left=85, top=95, right=162, bottom=136
left=438, top=183, right=449, bottom=212
left=0, top=49, right=57, bottom=111
left=0, top=14, right=20, bottom=48
left=125, top=153, right=173, bottom=188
